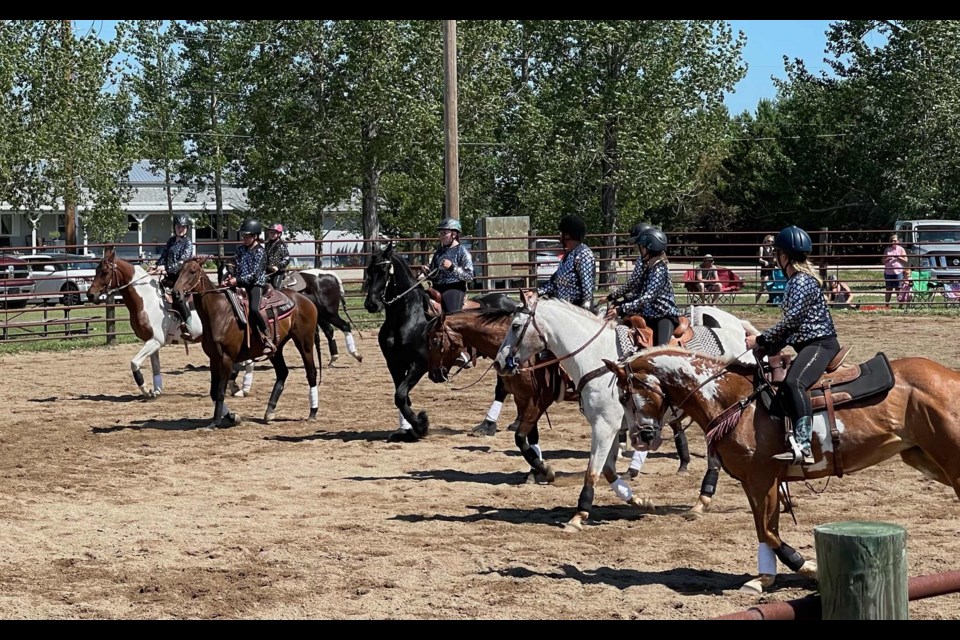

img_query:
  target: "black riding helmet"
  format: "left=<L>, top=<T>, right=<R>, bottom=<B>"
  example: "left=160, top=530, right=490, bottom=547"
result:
left=627, top=222, right=653, bottom=245
left=558, top=215, right=586, bottom=242
left=637, top=227, right=668, bottom=254
left=239, top=218, right=262, bottom=236
left=774, top=225, right=812, bottom=259
left=173, top=214, right=190, bottom=227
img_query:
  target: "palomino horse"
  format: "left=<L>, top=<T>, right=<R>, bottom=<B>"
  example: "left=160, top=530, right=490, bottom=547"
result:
left=427, top=308, right=561, bottom=482
left=362, top=243, right=515, bottom=442
left=603, top=347, right=960, bottom=594
left=86, top=247, right=254, bottom=397
left=493, top=290, right=756, bottom=532
left=171, top=258, right=319, bottom=428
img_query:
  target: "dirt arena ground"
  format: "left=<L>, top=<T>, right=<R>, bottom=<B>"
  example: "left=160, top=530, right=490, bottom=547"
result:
left=1, top=312, right=959, bottom=619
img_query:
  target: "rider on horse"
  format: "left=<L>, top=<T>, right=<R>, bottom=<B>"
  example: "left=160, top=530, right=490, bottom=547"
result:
left=264, top=222, right=291, bottom=290
left=223, top=218, right=275, bottom=356
left=537, top=214, right=596, bottom=310
left=604, top=224, right=691, bottom=478
left=150, top=214, right=194, bottom=291
left=745, top=225, right=840, bottom=466
left=425, top=217, right=474, bottom=313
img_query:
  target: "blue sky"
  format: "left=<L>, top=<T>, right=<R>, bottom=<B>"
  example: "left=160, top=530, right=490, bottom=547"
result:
left=76, top=19, right=838, bottom=116
left=726, top=20, right=835, bottom=115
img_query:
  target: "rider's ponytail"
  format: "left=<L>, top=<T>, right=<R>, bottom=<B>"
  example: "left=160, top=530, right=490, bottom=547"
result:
left=790, top=258, right=822, bottom=286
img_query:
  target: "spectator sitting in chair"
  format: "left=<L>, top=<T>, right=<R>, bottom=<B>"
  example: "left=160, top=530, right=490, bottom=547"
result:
left=823, top=274, right=858, bottom=310
left=694, top=254, right=722, bottom=303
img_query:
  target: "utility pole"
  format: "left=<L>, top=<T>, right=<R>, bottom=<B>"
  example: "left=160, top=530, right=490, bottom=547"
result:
left=63, top=19, right=78, bottom=250
left=442, top=20, right=459, bottom=221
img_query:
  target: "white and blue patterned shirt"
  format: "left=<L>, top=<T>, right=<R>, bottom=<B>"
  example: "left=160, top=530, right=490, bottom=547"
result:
left=608, top=257, right=645, bottom=302
left=618, top=260, right=682, bottom=319
left=157, top=235, right=193, bottom=277
left=759, top=272, right=837, bottom=352
left=265, top=239, right=290, bottom=272
left=537, top=243, right=596, bottom=308
left=429, top=243, right=473, bottom=285
left=235, top=243, right=267, bottom=288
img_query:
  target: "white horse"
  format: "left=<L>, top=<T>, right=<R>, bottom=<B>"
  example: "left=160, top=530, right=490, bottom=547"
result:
left=88, top=248, right=254, bottom=398
left=494, top=290, right=755, bottom=532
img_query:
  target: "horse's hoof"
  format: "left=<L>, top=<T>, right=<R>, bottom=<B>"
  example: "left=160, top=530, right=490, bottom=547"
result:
left=798, top=560, right=818, bottom=579
left=469, top=419, right=497, bottom=437
left=352, top=353, right=363, bottom=363
left=628, top=496, right=655, bottom=512
left=524, top=472, right=537, bottom=485
left=329, top=354, right=339, bottom=365
left=541, top=466, right=556, bottom=483
left=387, top=429, right=418, bottom=443
left=562, top=519, right=584, bottom=533
left=628, top=468, right=640, bottom=480
left=740, top=574, right=776, bottom=594
left=506, top=420, right=520, bottom=432
left=676, top=466, right=690, bottom=476
left=307, top=411, right=317, bottom=422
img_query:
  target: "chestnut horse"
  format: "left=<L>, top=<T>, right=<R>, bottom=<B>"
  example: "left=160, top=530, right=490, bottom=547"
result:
left=426, top=308, right=563, bottom=482
left=171, top=258, right=319, bottom=428
left=604, top=347, right=960, bottom=594
left=86, top=247, right=255, bottom=398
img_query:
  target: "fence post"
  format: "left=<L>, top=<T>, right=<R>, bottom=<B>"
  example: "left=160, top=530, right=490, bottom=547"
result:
left=105, top=305, right=116, bottom=346
left=814, top=520, right=908, bottom=619
left=527, top=228, right=538, bottom=290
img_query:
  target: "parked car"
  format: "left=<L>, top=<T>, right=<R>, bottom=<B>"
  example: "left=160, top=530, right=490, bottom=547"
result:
left=0, top=255, right=35, bottom=309
left=535, top=238, right=564, bottom=284
left=18, top=253, right=102, bottom=306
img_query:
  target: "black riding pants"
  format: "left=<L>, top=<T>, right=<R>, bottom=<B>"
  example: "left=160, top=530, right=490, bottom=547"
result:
left=779, top=336, right=841, bottom=421
left=435, top=281, right=467, bottom=313
left=245, top=285, right=268, bottom=335
left=644, top=315, right=680, bottom=346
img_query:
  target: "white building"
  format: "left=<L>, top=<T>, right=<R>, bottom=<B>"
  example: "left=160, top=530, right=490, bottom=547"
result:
left=0, top=160, right=361, bottom=263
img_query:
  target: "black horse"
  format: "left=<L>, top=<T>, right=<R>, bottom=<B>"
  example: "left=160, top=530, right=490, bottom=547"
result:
left=362, top=243, right=515, bottom=442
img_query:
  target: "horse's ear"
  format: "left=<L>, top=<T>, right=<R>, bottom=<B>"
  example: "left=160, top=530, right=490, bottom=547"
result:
left=104, top=245, right=115, bottom=260
left=383, top=242, right=394, bottom=256
left=602, top=358, right=630, bottom=386
left=520, top=288, right=538, bottom=308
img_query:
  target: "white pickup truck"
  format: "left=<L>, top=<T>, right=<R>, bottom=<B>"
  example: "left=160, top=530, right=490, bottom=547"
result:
left=894, top=219, right=960, bottom=281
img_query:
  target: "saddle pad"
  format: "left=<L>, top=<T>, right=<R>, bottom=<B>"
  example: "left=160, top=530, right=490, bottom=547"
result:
left=684, top=327, right=724, bottom=358
left=616, top=324, right=638, bottom=361
left=763, top=352, right=895, bottom=417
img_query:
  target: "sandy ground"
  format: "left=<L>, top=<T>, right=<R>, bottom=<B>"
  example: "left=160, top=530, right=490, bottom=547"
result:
left=1, top=312, right=959, bottom=619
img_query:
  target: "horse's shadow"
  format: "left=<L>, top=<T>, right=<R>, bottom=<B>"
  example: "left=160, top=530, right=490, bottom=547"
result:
left=266, top=429, right=389, bottom=443
left=504, top=448, right=589, bottom=461
left=352, top=469, right=526, bottom=485
left=480, top=563, right=816, bottom=595
left=390, top=502, right=681, bottom=527
left=91, top=418, right=240, bottom=433
left=73, top=392, right=206, bottom=403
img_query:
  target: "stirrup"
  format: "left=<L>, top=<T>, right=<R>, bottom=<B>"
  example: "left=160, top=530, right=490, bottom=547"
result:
left=772, top=436, right=814, bottom=465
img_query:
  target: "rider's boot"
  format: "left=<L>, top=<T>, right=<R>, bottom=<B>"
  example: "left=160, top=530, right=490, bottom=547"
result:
left=772, top=416, right=815, bottom=465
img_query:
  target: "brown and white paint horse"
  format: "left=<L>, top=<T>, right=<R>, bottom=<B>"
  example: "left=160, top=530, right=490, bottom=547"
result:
left=605, top=347, right=960, bottom=593
left=87, top=247, right=252, bottom=398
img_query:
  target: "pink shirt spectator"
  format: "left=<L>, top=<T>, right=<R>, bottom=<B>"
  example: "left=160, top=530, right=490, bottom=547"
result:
left=883, top=243, right=906, bottom=275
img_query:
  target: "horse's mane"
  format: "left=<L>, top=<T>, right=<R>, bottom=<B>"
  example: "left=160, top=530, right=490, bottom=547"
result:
left=624, top=346, right=756, bottom=376
left=540, top=297, right=607, bottom=324
left=477, top=307, right=514, bottom=325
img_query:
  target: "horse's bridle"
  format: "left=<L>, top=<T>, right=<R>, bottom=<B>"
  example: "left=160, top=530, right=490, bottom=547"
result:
left=501, top=296, right=547, bottom=373
left=96, top=258, right=150, bottom=301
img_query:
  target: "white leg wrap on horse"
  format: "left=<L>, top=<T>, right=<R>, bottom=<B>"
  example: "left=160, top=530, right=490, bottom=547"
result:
left=153, top=374, right=162, bottom=391
left=530, top=444, right=543, bottom=461
left=242, top=370, right=254, bottom=391
left=485, top=400, right=503, bottom=423
left=399, top=411, right=412, bottom=431
left=345, top=333, right=357, bottom=353
left=309, top=386, right=319, bottom=410
left=758, top=542, right=777, bottom=575
left=629, top=449, right=647, bottom=472
left=611, top=477, right=634, bottom=502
